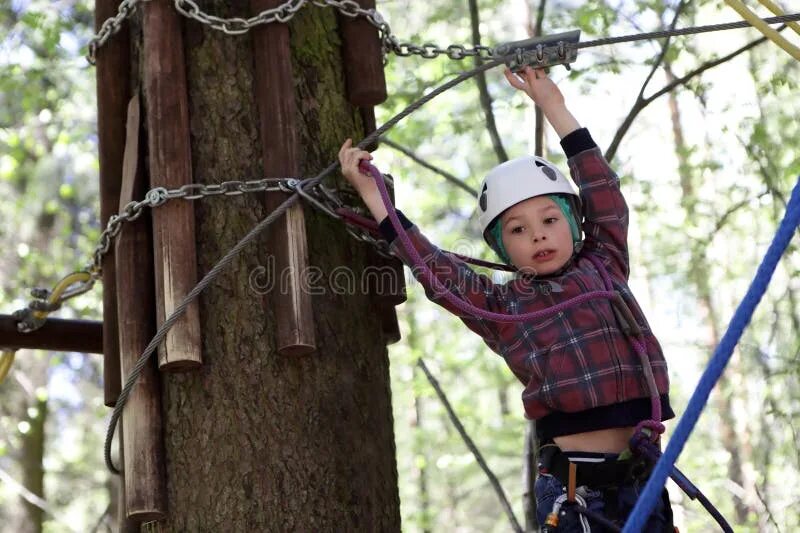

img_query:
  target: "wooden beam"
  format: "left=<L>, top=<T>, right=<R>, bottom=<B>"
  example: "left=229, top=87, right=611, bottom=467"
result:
left=251, top=0, right=316, bottom=356
left=115, top=94, right=167, bottom=521
left=95, top=0, right=131, bottom=406
left=338, top=0, right=387, bottom=107
left=0, top=315, right=102, bottom=354
left=143, top=0, right=203, bottom=371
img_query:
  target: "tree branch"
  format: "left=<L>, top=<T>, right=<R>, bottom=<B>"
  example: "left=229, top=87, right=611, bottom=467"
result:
left=417, top=358, right=523, bottom=533
left=468, top=0, right=508, bottom=163
left=381, top=137, right=478, bottom=196
left=605, top=23, right=786, bottom=162
left=605, top=1, right=688, bottom=162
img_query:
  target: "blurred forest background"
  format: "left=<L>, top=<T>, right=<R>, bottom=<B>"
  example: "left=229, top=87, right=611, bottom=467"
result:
left=0, top=0, right=798, bottom=531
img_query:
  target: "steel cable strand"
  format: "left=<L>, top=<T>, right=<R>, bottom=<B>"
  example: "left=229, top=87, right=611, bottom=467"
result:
left=623, top=177, right=800, bottom=532
left=104, top=57, right=509, bottom=473
left=577, top=13, right=800, bottom=50
left=104, top=193, right=302, bottom=473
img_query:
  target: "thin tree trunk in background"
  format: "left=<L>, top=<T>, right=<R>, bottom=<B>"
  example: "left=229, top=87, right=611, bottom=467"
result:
left=133, top=1, right=399, bottom=530
left=665, top=64, right=755, bottom=524
left=413, top=381, right=432, bottom=533
left=527, top=0, right=546, bottom=159
left=406, top=309, right=432, bottom=533
left=19, top=392, right=47, bottom=533
left=468, top=0, right=508, bottom=163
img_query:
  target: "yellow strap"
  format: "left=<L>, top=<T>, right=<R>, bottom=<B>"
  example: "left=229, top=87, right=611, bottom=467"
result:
left=567, top=462, right=577, bottom=502
left=756, top=0, right=800, bottom=37
left=725, top=0, right=800, bottom=60
left=0, top=351, right=15, bottom=384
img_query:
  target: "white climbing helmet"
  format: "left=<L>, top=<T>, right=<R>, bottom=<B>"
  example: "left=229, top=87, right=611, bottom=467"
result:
left=477, top=155, right=580, bottom=237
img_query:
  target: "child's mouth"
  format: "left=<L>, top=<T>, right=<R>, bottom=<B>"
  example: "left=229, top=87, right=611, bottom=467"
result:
left=533, top=250, right=555, bottom=261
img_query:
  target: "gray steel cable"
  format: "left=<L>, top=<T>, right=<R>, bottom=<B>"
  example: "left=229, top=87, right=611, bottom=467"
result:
left=104, top=57, right=505, bottom=474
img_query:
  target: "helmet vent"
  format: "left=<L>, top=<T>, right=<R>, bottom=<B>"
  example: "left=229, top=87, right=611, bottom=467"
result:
left=479, top=183, right=488, bottom=211
left=534, top=160, right=557, bottom=181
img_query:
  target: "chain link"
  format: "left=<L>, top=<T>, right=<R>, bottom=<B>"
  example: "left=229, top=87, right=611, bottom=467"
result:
left=87, top=178, right=292, bottom=277
left=293, top=180, right=400, bottom=260
left=86, top=0, right=150, bottom=64
left=88, top=0, right=497, bottom=63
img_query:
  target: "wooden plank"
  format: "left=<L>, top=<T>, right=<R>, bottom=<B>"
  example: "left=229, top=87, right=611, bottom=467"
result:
left=251, top=0, right=315, bottom=356
left=115, top=95, right=167, bottom=521
left=143, top=0, right=203, bottom=370
left=0, top=315, right=102, bottom=354
left=95, top=0, right=131, bottom=406
left=338, top=0, right=387, bottom=106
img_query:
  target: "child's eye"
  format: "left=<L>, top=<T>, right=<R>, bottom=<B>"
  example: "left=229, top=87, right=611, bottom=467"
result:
left=511, top=226, right=524, bottom=234
left=544, top=217, right=558, bottom=224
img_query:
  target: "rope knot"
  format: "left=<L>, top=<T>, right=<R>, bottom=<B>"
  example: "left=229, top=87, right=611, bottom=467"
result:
left=630, top=419, right=665, bottom=453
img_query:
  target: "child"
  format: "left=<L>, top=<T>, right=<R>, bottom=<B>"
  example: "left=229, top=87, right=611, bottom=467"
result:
left=339, top=67, right=675, bottom=531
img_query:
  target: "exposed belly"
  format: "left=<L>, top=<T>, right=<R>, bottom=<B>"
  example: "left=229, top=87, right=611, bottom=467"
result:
left=553, top=427, right=636, bottom=454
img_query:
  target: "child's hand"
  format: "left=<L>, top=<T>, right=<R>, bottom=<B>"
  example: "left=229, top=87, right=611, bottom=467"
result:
left=338, top=138, right=375, bottom=194
left=504, top=67, right=579, bottom=138
left=504, top=66, right=566, bottom=111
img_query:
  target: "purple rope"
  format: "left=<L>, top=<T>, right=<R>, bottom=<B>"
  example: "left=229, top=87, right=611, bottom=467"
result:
left=366, top=159, right=661, bottom=422
left=364, top=161, right=617, bottom=323
left=586, top=254, right=662, bottom=424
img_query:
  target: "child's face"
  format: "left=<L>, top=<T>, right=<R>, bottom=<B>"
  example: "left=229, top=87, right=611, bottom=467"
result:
left=500, top=196, right=574, bottom=275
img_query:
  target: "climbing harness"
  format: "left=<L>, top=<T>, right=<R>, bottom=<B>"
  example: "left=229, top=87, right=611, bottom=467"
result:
left=543, top=490, right=592, bottom=533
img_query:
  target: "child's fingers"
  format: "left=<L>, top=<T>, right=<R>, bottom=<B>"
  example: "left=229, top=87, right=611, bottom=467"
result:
left=339, top=138, right=352, bottom=159
left=503, top=68, right=526, bottom=90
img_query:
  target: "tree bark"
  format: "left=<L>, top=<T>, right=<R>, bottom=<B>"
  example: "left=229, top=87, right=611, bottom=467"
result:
left=134, top=2, right=400, bottom=530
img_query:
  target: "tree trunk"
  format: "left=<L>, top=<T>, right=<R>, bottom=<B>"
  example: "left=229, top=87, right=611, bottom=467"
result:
left=19, top=391, right=47, bottom=533
left=135, top=2, right=400, bottom=530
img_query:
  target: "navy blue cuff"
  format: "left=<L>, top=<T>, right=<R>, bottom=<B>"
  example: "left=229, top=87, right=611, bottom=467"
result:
left=378, top=210, right=414, bottom=243
left=560, top=128, right=596, bottom=158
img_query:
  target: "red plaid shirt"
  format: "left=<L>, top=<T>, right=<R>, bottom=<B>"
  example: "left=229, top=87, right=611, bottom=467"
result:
left=379, top=129, right=672, bottom=440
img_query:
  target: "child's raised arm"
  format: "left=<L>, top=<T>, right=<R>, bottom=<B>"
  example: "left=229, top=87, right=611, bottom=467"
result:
left=504, top=67, right=580, bottom=139
left=505, top=69, right=631, bottom=278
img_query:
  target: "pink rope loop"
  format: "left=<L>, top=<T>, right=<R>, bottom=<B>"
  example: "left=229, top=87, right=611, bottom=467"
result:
left=363, top=160, right=618, bottom=323
left=634, top=419, right=665, bottom=444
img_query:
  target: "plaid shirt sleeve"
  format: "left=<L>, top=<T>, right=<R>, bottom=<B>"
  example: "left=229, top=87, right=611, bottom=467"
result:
left=379, top=211, right=505, bottom=351
left=562, top=129, right=630, bottom=279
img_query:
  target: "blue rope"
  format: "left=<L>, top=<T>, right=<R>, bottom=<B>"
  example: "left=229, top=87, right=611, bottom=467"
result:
left=623, top=176, right=800, bottom=532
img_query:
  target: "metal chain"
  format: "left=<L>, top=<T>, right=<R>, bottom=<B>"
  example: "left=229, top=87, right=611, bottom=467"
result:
left=88, top=0, right=497, bottom=62
left=283, top=179, right=400, bottom=260
left=86, top=0, right=150, bottom=64
left=173, top=0, right=309, bottom=34
left=87, top=178, right=293, bottom=278
left=88, top=0, right=800, bottom=66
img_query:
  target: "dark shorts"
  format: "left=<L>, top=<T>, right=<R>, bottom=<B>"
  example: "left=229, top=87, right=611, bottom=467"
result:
left=534, top=456, right=673, bottom=531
